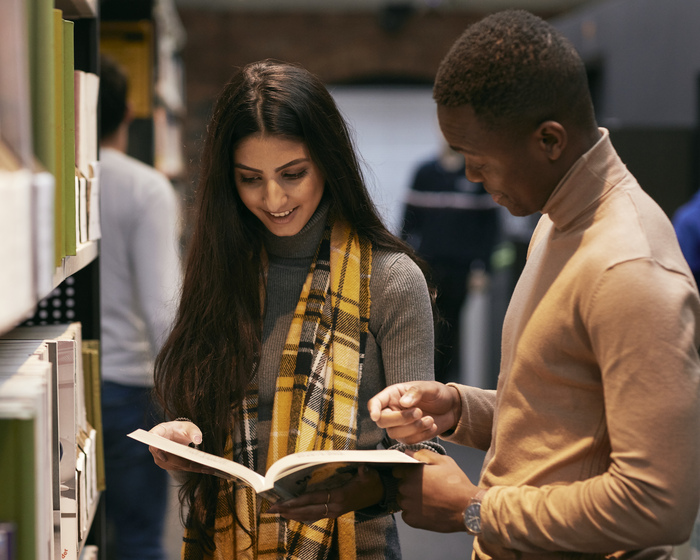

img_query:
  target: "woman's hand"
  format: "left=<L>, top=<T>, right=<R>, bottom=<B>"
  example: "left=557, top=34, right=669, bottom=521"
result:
left=148, top=420, right=211, bottom=474
left=267, top=466, right=384, bottom=523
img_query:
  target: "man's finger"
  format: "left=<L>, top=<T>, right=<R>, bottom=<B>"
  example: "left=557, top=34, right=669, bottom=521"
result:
left=398, top=385, right=424, bottom=408
left=386, top=417, right=439, bottom=444
left=368, top=385, right=404, bottom=421
left=372, top=407, right=423, bottom=429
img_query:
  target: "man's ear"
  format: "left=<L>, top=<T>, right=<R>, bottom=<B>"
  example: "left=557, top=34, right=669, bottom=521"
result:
left=535, top=121, right=567, bottom=161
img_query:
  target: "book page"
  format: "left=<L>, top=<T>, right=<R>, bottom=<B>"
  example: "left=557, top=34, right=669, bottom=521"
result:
left=265, top=449, right=421, bottom=501
left=127, top=429, right=265, bottom=493
left=266, top=448, right=420, bottom=482
left=129, top=429, right=423, bottom=502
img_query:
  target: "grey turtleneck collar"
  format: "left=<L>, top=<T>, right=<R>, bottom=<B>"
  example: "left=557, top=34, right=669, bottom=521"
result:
left=262, top=197, right=332, bottom=260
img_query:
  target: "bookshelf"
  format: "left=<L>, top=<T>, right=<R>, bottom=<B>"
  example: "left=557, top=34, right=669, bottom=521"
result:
left=0, top=0, right=103, bottom=558
left=0, top=0, right=184, bottom=558
left=0, top=0, right=101, bottom=335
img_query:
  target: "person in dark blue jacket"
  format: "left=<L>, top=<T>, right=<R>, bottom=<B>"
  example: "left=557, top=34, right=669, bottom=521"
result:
left=401, top=143, right=500, bottom=383
left=673, top=190, right=700, bottom=287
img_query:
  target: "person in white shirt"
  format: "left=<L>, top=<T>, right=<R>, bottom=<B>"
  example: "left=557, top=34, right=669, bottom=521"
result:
left=98, top=54, right=182, bottom=560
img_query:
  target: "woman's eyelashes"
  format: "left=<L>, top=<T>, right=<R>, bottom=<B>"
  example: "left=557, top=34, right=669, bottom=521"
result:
left=238, top=174, right=261, bottom=184
left=282, top=169, right=308, bottom=181
left=237, top=169, right=308, bottom=184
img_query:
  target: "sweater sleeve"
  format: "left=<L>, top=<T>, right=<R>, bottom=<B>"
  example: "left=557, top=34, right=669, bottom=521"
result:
left=441, top=384, right=496, bottom=452
left=481, top=258, right=700, bottom=554
left=370, top=251, right=434, bottom=386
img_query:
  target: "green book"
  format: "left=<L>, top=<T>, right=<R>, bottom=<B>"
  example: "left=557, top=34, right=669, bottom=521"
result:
left=0, top=417, right=36, bottom=560
left=26, top=0, right=60, bottom=266
left=52, top=9, right=65, bottom=266
left=62, top=18, right=76, bottom=257
left=82, top=340, right=105, bottom=491
left=26, top=0, right=56, bottom=176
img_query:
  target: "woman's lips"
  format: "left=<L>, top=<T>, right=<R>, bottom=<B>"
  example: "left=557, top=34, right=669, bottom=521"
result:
left=266, top=206, right=298, bottom=223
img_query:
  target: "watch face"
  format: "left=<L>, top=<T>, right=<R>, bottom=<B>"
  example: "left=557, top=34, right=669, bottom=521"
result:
left=464, top=502, right=482, bottom=535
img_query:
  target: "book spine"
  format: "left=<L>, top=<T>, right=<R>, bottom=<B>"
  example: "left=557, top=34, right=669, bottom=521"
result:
left=0, top=522, right=17, bottom=560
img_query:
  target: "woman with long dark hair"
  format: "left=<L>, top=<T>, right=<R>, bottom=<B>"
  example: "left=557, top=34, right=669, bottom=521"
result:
left=148, top=59, right=439, bottom=560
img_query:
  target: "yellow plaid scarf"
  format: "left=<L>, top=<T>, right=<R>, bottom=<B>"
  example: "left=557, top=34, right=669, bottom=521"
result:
left=182, top=219, right=371, bottom=559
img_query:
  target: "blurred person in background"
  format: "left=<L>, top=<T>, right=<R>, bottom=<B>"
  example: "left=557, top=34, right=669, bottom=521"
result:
left=673, top=189, right=700, bottom=287
left=401, top=142, right=500, bottom=383
left=99, top=54, right=183, bottom=560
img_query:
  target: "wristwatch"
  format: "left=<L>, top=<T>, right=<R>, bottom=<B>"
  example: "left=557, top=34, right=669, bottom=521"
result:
left=463, top=489, right=486, bottom=535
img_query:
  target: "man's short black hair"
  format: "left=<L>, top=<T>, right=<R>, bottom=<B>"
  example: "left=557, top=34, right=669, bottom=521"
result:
left=99, top=54, right=129, bottom=140
left=433, top=9, right=596, bottom=133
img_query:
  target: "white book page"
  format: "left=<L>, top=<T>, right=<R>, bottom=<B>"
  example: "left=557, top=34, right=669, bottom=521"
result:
left=127, top=429, right=266, bottom=493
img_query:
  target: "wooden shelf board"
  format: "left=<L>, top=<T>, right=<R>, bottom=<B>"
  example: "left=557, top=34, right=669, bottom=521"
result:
left=52, top=240, right=99, bottom=291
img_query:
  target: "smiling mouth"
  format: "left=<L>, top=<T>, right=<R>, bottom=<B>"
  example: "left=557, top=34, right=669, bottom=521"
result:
left=268, top=208, right=295, bottom=218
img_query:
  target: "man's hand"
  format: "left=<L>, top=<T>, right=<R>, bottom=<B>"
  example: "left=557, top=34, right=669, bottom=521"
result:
left=394, top=449, right=479, bottom=533
left=368, top=381, right=461, bottom=443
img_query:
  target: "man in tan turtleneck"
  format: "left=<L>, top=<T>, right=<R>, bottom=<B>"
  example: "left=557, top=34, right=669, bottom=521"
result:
left=369, top=9, right=700, bottom=560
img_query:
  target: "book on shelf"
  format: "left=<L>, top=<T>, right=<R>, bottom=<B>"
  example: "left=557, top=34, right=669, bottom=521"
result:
left=74, top=69, right=99, bottom=247
left=27, top=0, right=57, bottom=186
left=0, top=340, right=61, bottom=528
left=0, top=140, right=34, bottom=334
left=154, top=105, right=184, bottom=178
left=0, top=417, right=36, bottom=560
left=73, top=70, right=99, bottom=181
left=0, top=347, right=55, bottom=560
left=80, top=544, right=99, bottom=560
left=1, top=323, right=87, bottom=478
left=0, top=0, right=33, bottom=167
left=53, top=8, right=65, bottom=266
left=0, top=522, right=17, bottom=560
left=1, top=323, right=94, bottom=560
left=30, top=165, right=56, bottom=299
left=128, top=429, right=421, bottom=502
left=62, top=17, right=76, bottom=258
left=81, top=340, right=104, bottom=492
left=86, top=161, right=100, bottom=241
left=76, top=175, right=86, bottom=245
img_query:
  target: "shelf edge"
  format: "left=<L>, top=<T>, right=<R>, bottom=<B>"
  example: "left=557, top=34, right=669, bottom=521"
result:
left=52, top=241, right=99, bottom=291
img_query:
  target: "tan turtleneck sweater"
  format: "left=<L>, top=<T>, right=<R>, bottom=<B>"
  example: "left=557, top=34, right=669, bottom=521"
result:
left=446, top=129, right=700, bottom=559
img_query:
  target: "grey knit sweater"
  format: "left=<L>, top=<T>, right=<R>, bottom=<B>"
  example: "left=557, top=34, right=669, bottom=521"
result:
left=258, top=200, right=435, bottom=559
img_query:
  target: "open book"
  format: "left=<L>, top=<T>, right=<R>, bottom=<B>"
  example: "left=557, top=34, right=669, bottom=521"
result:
left=128, top=429, right=421, bottom=502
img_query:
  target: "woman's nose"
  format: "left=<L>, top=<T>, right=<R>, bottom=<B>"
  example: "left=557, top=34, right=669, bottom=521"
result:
left=263, top=180, right=286, bottom=211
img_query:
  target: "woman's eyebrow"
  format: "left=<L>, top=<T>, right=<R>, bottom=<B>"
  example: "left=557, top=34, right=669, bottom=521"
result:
left=234, top=158, right=310, bottom=173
